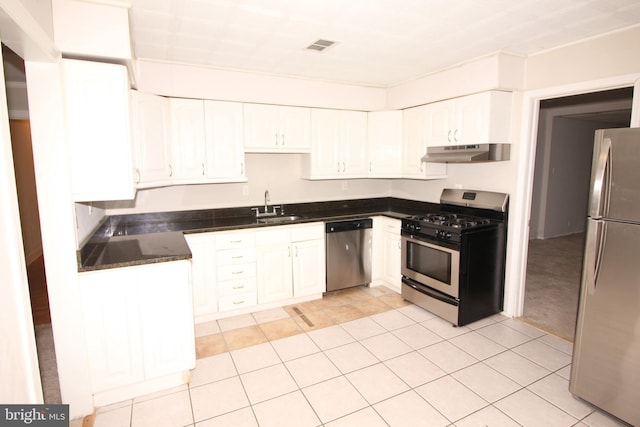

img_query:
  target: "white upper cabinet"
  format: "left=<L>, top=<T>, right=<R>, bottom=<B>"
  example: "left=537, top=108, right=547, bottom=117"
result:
left=304, top=108, right=368, bottom=179
left=402, top=106, right=447, bottom=179
left=425, top=91, right=512, bottom=146
left=62, top=59, right=135, bottom=202
left=204, top=100, right=246, bottom=181
left=169, top=98, right=247, bottom=184
left=131, top=91, right=173, bottom=188
left=169, top=98, right=207, bottom=181
left=243, top=104, right=311, bottom=152
left=368, top=110, right=402, bottom=177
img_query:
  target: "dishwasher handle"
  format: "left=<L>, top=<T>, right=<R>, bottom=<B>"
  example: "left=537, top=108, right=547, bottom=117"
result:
left=325, top=218, right=373, bottom=233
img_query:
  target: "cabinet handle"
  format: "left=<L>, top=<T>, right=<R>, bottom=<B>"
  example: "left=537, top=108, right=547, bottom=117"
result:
left=369, top=161, right=372, bottom=172
left=397, top=241, right=401, bottom=249
left=281, top=133, right=285, bottom=146
left=232, top=270, right=244, bottom=275
left=447, top=130, right=452, bottom=143
left=233, top=300, right=245, bottom=305
left=240, top=162, right=244, bottom=174
left=275, top=133, right=278, bottom=146
left=169, top=164, right=173, bottom=177
left=230, top=240, right=242, bottom=243
left=342, top=162, right=346, bottom=172
left=232, top=255, right=243, bottom=259
left=135, top=168, right=141, bottom=184
left=232, top=285, right=245, bottom=290
left=420, top=162, right=424, bottom=173
left=453, top=129, right=458, bottom=142
left=295, top=246, right=299, bottom=257
left=201, top=163, right=205, bottom=176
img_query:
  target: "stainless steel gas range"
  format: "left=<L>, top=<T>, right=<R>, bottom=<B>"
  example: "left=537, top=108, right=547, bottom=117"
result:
left=401, top=189, right=509, bottom=326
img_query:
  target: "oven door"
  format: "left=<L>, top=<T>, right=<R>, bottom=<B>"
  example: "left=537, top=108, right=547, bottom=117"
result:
left=401, top=235, right=460, bottom=299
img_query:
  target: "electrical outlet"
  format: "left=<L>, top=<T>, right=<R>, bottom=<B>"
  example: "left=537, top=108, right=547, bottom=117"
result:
left=242, top=184, right=249, bottom=196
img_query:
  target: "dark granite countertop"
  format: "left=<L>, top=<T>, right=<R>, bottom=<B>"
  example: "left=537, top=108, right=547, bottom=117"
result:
left=78, top=197, right=438, bottom=272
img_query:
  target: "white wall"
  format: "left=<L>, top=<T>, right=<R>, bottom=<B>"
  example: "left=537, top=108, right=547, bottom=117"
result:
left=526, top=25, right=640, bottom=91
left=105, top=153, right=392, bottom=214
left=135, top=60, right=388, bottom=111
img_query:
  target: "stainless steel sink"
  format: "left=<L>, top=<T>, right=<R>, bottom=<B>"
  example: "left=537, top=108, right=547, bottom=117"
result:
left=256, top=215, right=305, bottom=224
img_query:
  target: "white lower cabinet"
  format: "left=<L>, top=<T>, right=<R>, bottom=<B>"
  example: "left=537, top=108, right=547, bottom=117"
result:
left=372, top=216, right=402, bottom=290
left=79, top=260, right=194, bottom=401
left=184, top=233, right=218, bottom=319
left=215, top=231, right=257, bottom=312
left=255, top=223, right=326, bottom=304
left=256, top=228, right=294, bottom=304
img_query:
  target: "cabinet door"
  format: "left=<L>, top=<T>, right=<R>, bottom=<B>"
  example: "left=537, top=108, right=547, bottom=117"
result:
left=63, top=59, right=135, bottom=201
left=184, top=233, right=218, bottom=318
left=453, top=93, right=488, bottom=145
left=341, top=110, right=368, bottom=177
left=368, top=111, right=402, bottom=177
left=279, top=106, right=311, bottom=151
left=382, top=230, right=402, bottom=287
left=170, top=98, right=206, bottom=180
left=131, top=91, right=172, bottom=187
left=256, top=228, right=293, bottom=304
left=402, top=106, right=428, bottom=178
left=426, top=99, right=455, bottom=146
left=204, top=100, right=246, bottom=180
left=293, top=238, right=326, bottom=297
left=308, top=108, right=341, bottom=177
left=138, top=261, right=195, bottom=379
left=243, top=103, right=279, bottom=150
left=80, top=269, right=144, bottom=393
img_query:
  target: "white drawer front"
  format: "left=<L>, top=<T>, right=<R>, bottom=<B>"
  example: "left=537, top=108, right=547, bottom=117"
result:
left=216, top=248, right=256, bottom=265
left=218, top=292, right=257, bottom=312
left=216, top=232, right=255, bottom=249
left=218, top=278, right=257, bottom=297
left=217, top=263, right=256, bottom=281
left=291, top=223, right=325, bottom=241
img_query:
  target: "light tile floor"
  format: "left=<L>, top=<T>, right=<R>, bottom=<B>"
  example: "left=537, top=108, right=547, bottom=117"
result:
left=88, top=286, right=632, bottom=427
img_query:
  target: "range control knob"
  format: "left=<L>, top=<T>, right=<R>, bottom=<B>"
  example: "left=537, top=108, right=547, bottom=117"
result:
left=436, top=230, right=452, bottom=239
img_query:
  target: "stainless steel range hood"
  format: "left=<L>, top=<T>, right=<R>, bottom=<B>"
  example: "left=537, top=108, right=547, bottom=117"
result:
left=421, top=143, right=510, bottom=163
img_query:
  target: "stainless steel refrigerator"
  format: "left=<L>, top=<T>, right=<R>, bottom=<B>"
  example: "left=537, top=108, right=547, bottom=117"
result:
left=569, top=128, right=640, bottom=426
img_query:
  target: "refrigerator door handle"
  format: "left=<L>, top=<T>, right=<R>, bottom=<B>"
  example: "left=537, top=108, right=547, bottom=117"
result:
left=585, top=219, right=607, bottom=294
left=590, top=134, right=612, bottom=218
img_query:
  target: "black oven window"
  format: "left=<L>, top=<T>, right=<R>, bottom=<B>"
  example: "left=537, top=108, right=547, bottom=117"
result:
left=407, top=241, right=451, bottom=285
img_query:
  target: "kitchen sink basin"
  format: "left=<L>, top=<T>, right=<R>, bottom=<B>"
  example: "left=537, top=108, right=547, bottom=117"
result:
left=257, top=215, right=305, bottom=224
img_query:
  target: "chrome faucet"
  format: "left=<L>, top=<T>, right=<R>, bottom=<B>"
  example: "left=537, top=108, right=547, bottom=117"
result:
left=252, top=189, right=280, bottom=218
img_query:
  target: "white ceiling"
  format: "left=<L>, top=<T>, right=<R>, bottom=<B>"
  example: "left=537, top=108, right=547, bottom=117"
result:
left=129, top=0, right=640, bottom=87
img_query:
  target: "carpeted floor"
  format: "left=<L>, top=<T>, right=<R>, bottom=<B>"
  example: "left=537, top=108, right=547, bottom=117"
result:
left=522, top=233, right=585, bottom=341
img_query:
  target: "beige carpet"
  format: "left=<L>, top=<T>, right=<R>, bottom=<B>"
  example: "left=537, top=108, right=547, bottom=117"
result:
left=35, top=324, right=62, bottom=404
left=522, top=233, right=585, bottom=341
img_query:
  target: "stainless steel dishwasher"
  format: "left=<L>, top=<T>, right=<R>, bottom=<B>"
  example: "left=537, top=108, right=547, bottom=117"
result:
left=325, top=218, right=373, bottom=292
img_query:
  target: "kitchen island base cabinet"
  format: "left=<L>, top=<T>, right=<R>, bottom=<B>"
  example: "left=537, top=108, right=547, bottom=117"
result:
left=79, top=260, right=195, bottom=406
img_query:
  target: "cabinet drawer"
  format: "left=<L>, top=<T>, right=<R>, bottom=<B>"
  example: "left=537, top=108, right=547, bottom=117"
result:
left=291, top=223, right=325, bottom=241
left=216, top=248, right=256, bottom=265
left=217, top=263, right=256, bottom=281
left=218, top=292, right=257, bottom=311
left=379, top=217, right=400, bottom=234
left=218, top=277, right=257, bottom=297
left=216, top=232, right=255, bottom=249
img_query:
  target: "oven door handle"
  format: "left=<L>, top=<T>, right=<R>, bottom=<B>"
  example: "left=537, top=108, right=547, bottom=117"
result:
left=402, top=278, right=459, bottom=306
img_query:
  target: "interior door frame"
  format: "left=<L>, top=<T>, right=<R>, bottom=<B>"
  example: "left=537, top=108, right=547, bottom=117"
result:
left=506, top=75, right=640, bottom=317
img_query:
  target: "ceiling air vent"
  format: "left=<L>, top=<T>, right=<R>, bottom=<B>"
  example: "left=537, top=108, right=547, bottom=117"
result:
left=306, top=39, right=336, bottom=52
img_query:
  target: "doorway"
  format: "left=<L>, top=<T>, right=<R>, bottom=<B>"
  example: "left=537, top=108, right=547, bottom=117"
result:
left=3, top=44, right=61, bottom=403
left=522, top=88, right=633, bottom=340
